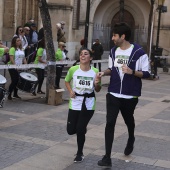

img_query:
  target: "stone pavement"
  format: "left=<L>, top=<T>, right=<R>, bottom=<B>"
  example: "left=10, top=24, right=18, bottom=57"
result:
left=0, top=64, right=170, bottom=170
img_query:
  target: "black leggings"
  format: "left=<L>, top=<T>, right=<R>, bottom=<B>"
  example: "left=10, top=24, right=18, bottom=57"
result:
left=105, top=93, right=138, bottom=157
left=35, top=68, right=44, bottom=92
left=67, top=109, right=94, bottom=155
left=55, top=66, right=63, bottom=88
left=8, top=69, right=19, bottom=96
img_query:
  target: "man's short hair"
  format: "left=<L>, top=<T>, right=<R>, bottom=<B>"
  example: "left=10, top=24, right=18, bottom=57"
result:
left=31, top=23, right=36, bottom=27
left=112, top=22, right=131, bottom=41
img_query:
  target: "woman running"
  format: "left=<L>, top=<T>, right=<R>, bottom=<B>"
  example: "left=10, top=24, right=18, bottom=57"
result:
left=65, top=48, right=101, bottom=163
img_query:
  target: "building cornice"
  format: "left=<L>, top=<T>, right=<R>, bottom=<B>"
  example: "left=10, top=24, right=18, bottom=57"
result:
left=47, top=3, right=73, bottom=11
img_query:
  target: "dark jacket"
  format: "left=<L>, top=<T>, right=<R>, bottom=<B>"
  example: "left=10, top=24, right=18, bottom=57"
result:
left=108, top=43, right=150, bottom=97
left=92, top=43, right=104, bottom=60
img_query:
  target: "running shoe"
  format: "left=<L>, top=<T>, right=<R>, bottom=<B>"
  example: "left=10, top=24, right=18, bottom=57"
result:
left=74, top=154, right=84, bottom=163
left=124, top=137, right=135, bottom=156
left=98, top=155, right=112, bottom=167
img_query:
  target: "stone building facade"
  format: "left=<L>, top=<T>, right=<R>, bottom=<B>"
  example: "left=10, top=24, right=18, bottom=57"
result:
left=0, top=0, right=170, bottom=59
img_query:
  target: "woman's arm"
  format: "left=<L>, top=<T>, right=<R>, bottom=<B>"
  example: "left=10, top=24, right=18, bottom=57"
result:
left=38, top=56, right=47, bottom=64
left=10, top=55, right=15, bottom=64
left=65, top=81, right=75, bottom=98
left=98, top=68, right=111, bottom=77
left=23, top=58, right=27, bottom=64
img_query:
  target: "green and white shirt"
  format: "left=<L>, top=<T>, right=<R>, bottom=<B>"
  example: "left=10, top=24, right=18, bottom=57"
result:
left=8, top=47, right=25, bottom=65
left=65, top=65, right=100, bottom=111
left=34, top=48, right=47, bottom=69
left=0, top=48, right=5, bottom=57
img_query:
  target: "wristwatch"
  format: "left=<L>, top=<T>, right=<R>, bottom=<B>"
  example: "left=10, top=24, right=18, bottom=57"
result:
left=132, top=70, right=135, bottom=75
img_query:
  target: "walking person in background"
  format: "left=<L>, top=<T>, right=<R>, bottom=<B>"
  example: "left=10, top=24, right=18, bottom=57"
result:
left=97, top=22, right=150, bottom=167
left=65, top=48, right=101, bottom=163
left=56, top=21, right=68, bottom=55
left=92, top=39, right=104, bottom=72
left=55, top=42, right=66, bottom=89
left=56, top=21, right=66, bottom=43
left=33, top=38, right=47, bottom=95
left=8, top=36, right=27, bottom=100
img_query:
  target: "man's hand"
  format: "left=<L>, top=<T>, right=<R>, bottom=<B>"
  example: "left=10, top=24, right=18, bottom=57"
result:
left=97, top=72, right=104, bottom=77
left=122, top=64, right=133, bottom=75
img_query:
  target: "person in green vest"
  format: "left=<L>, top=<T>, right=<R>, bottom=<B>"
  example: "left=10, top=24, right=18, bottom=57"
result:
left=55, top=42, right=66, bottom=89
left=8, top=36, right=27, bottom=100
left=33, top=38, right=47, bottom=95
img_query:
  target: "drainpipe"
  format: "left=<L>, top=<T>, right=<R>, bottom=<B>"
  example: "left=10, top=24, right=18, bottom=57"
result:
left=14, top=0, right=19, bottom=34
left=72, top=0, right=81, bottom=30
left=147, top=0, right=155, bottom=58
left=84, top=0, right=90, bottom=48
left=0, top=0, right=4, bottom=40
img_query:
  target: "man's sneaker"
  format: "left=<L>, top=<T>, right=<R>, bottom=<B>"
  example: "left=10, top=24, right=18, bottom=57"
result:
left=98, top=155, right=112, bottom=167
left=124, top=137, right=135, bottom=156
left=74, top=154, right=84, bottom=163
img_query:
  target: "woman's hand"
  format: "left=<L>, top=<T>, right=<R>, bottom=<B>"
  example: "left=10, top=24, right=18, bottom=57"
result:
left=69, top=90, right=76, bottom=98
left=94, top=75, right=101, bottom=92
left=94, top=74, right=101, bottom=86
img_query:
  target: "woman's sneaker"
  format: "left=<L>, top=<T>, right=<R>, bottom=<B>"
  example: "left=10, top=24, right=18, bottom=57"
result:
left=124, top=137, right=135, bottom=156
left=74, top=154, right=84, bottom=163
left=98, top=155, right=112, bottom=167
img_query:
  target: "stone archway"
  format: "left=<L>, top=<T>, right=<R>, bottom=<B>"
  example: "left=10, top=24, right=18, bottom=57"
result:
left=91, top=0, right=150, bottom=51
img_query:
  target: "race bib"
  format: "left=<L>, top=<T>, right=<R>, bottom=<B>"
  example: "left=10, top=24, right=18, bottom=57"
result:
left=76, top=76, right=93, bottom=89
left=114, top=55, right=129, bottom=68
left=114, top=58, right=129, bottom=68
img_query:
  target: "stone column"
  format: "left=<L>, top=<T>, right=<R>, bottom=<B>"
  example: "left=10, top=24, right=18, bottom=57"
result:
left=0, top=0, right=4, bottom=40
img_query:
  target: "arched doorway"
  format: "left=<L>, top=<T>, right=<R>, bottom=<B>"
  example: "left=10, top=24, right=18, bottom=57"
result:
left=110, top=10, right=135, bottom=48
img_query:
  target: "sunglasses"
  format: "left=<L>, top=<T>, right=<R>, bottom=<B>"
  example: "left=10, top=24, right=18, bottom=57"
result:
left=19, top=29, right=23, bottom=32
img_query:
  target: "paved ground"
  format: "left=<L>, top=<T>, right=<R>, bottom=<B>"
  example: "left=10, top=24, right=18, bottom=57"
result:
left=0, top=62, right=170, bottom=170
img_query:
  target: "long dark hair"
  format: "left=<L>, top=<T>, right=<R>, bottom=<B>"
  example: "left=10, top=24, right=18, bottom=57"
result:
left=11, top=36, right=22, bottom=50
left=38, top=38, right=45, bottom=49
left=79, top=48, right=92, bottom=56
left=15, top=26, right=23, bottom=36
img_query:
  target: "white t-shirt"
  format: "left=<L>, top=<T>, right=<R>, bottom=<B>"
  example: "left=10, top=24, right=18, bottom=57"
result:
left=65, top=65, right=100, bottom=110
left=110, top=45, right=134, bottom=99
left=9, top=47, right=25, bottom=65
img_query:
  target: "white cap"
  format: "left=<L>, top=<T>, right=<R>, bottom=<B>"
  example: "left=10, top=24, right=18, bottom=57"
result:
left=56, top=23, right=61, bottom=28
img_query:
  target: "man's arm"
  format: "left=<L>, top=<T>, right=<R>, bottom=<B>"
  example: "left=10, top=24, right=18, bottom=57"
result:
left=98, top=68, right=111, bottom=77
